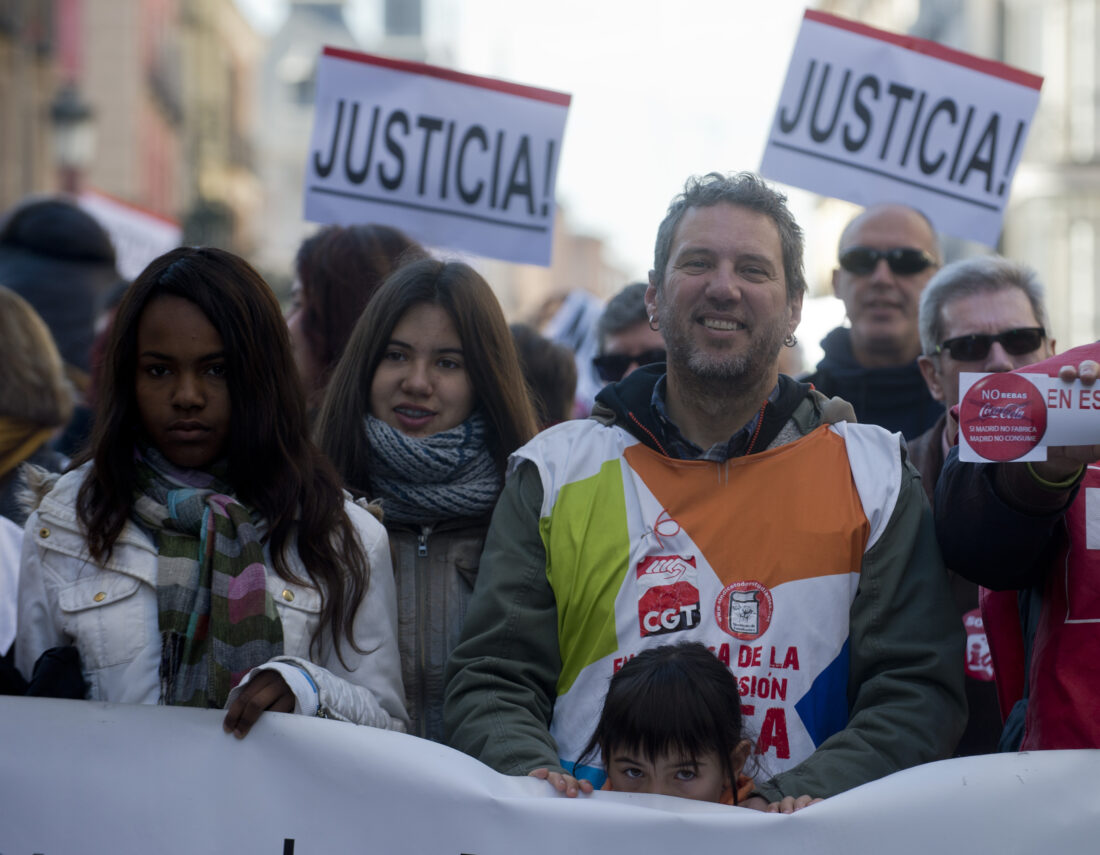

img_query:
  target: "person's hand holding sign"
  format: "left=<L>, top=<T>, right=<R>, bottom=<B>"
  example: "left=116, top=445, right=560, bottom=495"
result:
left=995, top=358, right=1100, bottom=510
left=1037, top=359, right=1100, bottom=476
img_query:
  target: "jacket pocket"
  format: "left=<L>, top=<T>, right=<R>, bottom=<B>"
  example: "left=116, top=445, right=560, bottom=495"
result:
left=272, top=582, right=322, bottom=660
left=57, top=573, right=146, bottom=670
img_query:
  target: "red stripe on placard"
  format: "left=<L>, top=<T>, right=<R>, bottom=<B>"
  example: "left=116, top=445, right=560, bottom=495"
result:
left=804, top=10, right=1043, bottom=90
left=321, top=46, right=573, bottom=106
left=81, top=188, right=181, bottom=228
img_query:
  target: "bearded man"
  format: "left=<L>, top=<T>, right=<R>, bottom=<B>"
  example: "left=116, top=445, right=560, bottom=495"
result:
left=444, top=172, right=964, bottom=810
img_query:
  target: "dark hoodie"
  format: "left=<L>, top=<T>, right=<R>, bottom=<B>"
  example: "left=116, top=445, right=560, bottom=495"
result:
left=805, top=327, right=941, bottom=440
left=592, top=363, right=819, bottom=459
left=0, top=198, right=119, bottom=374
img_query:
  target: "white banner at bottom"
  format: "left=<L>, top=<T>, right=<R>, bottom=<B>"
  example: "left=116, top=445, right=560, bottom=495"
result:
left=0, top=696, right=1097, bottom=854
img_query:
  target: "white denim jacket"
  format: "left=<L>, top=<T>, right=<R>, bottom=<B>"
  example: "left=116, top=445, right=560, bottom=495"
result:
left=16, top=464, right=409, bottom=731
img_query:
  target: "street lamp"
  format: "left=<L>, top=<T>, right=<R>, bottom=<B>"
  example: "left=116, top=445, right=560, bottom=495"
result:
left=49, top=82, right=96, bottom=195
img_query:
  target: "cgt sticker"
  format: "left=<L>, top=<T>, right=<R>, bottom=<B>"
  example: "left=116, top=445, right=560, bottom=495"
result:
left=715, top=581, right=774, bottom=641
left=636, top=555, right=700, bottom=637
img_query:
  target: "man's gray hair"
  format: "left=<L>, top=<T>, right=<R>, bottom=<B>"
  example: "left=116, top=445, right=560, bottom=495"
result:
left=651, top=172, right=806, bottom=301
left=919, top=255, right=1049, bottom=356
left=596, top=282, right=650, bottom=353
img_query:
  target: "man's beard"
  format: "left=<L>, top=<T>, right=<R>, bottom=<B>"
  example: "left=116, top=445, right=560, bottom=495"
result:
left=659, top=302, right=787, bottom=392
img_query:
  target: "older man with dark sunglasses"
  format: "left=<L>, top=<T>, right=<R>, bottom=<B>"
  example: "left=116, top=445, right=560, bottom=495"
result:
left=806, top=204, right=944, bottom=439
left=908, top=254, right=1053, bottom=757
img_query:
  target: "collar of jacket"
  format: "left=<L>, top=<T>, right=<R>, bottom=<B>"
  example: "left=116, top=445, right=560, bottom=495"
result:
left=592, top=364, right=817, bottom=459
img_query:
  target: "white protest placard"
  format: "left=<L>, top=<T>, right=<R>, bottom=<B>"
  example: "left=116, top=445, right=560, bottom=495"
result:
left=958, top=372, right=1100, bottom=462
left=78, top=189, right=182, bottom=280
left=760, top=10, right=1043, bottom=247
left=304, top=47, right=571, bottom=267
left=1, top=697, right=1098, bottom=855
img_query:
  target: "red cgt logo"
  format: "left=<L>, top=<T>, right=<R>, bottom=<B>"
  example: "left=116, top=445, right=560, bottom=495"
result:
left=636, top=555, right=700, bottom=637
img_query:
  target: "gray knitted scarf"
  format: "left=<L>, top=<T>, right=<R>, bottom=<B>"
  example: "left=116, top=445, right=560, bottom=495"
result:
left=365, top=412, right=501, bottom=525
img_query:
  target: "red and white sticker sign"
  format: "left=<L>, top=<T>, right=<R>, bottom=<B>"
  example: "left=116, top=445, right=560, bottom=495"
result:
left=715, top=580, right=774, bottom=641
left=959, top=371, right=1100, bottom=462
left=760, top=11, right=1042, bottom=247
left=304, top=47, right=571, bottom=266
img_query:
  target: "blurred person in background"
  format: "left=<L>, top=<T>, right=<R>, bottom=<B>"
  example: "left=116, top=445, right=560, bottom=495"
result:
left=0, top=197, right=119, bottom=457
left=316, top=259, right=538, bottom=742
left=0, top=286, right=73, bottom=526
left=287, top=224, right=425, bottom=412
left=510, top=323, right=578, bottom=430
left=806, top=204, right=943, bottom=439
left=541, top=289, right=605, bottom=417
left=592, top=282, right=666, bottom=386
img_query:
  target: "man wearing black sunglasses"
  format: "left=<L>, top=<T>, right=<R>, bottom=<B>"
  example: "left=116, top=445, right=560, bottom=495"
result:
left=806, top=204, right=943, bottom=439
left=914, top=256, right=1053, bottom=460
left=908, top=255, right=1053, bottom=758
left=592, top=282, right=667, bottom=384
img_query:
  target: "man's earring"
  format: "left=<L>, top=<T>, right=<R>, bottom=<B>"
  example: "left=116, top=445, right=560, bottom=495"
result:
left=648, top=314, right=660, bottom=332
left=784, top=333, right=798, bottom=347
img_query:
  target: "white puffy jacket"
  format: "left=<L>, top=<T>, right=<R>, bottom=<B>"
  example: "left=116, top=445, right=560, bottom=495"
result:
left=16, top=464, right=409, bottom=731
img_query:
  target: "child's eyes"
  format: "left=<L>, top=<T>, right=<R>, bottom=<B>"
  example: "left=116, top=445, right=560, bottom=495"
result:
left=621, top=767, right=644, bottom=779
left=674, top=769, right=698, bottom=782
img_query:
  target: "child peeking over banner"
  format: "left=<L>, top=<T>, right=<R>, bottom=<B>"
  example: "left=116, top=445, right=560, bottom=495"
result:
left=532, top=641, right=821, bottom=813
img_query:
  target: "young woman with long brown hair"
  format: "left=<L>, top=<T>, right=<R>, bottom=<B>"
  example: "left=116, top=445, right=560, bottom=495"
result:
left=17, top=246, right=408, bottom=736
left=315, top=258, right=537, bottom=741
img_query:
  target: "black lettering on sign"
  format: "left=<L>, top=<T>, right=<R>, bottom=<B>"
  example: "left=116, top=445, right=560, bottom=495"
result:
left=844, top=74, right=879, bottom=152
left=440, top=121, right=456, bottom=200
left=457, top=125, right=488, bottom=204
left=999, top=120, right=1026, bottom=196
left=768, top=57, right=1028, bottom=210
left=879, top=84, right=914, bottom=161
left=809, top=65, right=851, bottom=143
left=379, top=109, right=410, bottom=190
left=502, top=135, right=536, bottom=215
left=490, top=130, right=505, bottom=209
left=948, top=105, right=976, bottom=182
left=899, top=91, right=926, bottom=168
left=919, top=97, right=957, bottom=175
left=416, top=115, right=445, bottom=196
left=345, top=104, right=380, bottom=184
left=960, top=113, right=1000, bottom=192
left=313, top=99, right=345, bottom=178
left=778, top=59, right=818, bottom=133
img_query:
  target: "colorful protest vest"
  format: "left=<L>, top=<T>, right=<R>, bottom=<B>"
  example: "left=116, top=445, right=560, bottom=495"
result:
left=515, top=419, right=904, bottom=783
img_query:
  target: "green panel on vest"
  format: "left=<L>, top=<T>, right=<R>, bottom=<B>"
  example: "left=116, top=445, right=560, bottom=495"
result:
left=541, top=458, right=630, bottom=696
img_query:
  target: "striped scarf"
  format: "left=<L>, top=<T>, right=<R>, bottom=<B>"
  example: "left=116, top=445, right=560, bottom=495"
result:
left=132, top=446, right=283, bottom=708
left=365, top=412, right=501, bottom=525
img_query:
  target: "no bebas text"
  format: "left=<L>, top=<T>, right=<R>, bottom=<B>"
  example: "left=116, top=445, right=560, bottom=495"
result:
left=312, top=100, right=557, bottom=226
left=775, top=60, right=1028, bottom=202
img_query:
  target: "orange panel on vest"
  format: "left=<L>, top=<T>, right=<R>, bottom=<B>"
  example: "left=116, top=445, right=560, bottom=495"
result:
left=622, top=427, right=869, bottom=587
